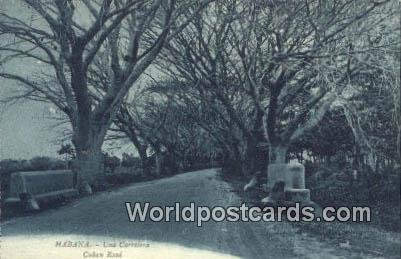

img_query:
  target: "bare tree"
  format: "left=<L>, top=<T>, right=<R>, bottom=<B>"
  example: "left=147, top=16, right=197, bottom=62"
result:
left=154, top=2, right=265, bottom=176
left=0, top=0, right=212, bottom=189
left=229, top=0, right=397, bottom=164
left=153, top=0, right=398, bottom=179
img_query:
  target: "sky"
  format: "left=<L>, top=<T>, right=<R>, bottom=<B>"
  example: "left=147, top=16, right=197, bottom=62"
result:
left=0, top=98, right=61, bottom=160
left=0, top=1, right=57, bottom=160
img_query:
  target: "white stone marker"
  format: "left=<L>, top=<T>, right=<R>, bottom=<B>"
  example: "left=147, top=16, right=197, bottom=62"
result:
left=265, top=162, right=310, bottom=203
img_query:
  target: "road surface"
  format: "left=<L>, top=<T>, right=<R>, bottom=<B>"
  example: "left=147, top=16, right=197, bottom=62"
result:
left=0, top=169, right=387, bottom=258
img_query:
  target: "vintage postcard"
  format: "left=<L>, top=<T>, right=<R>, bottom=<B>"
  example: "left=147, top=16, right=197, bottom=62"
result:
left=0, top=0, right=400, bottom=258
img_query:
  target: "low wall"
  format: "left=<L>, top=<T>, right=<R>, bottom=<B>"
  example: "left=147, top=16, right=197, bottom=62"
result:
left=6, top=170, right=78, bottom=205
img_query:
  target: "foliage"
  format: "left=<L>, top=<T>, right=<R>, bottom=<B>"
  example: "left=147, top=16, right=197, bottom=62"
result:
left=58, top=144, right=76, bottom=160
left=121, top=153, right=141, bottom=168
left=306, top=162, right=400, bottom=231
left=103, top=152, right=120, bottom=173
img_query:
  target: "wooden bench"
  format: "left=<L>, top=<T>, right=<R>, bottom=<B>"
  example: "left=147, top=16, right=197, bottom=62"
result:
left=4, top=170, right=79, bottom=210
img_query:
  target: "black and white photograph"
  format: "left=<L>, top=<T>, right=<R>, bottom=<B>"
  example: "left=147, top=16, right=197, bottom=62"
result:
left=0, top=0, right=400, bottom=258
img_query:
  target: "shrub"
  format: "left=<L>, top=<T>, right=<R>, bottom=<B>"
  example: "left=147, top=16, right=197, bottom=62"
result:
left=305, top=162, right=400, bottom=231
left=106, top=166, right=143, bottom=185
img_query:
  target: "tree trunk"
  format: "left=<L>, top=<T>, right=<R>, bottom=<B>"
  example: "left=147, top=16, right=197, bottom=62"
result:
left=267, top=144, right=288, bottom=191
left=69, top=54, right=108, bottom=192
left=166, top=152, right=179, bottom=175
left=221, top=150, right=242, bottom=175
left=155, top=151, right=163, bottom=175
left=242, top=137, right=258, bottom=177
left=74, top=143, right=105, bottom=191
left=398, top=127, right=401, bottom=164
left=72, top=125, right=108, bottom=192
left=124, top=126, right=150, bottom=177
left=269, top=144, right=288, bottom=164
left=138, top=146, right=150, bottom=177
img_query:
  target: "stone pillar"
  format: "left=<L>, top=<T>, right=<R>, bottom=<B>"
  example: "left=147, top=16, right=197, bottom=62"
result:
left=265, top=162, right=310, bottom=203
left=267, top=164, right=293, bottom=191
left=288, top=163, right=305, bottom=189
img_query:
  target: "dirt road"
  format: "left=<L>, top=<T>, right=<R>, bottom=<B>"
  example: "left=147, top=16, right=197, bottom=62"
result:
left=1, top=169, right=393, bottom=258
